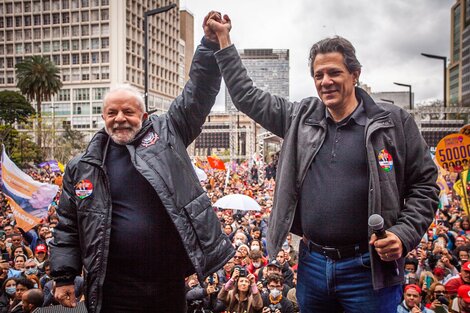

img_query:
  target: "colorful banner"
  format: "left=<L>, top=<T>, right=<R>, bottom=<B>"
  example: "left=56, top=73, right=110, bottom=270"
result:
left=1, top=150, right=59, bottom=231
left=38, top=160, right=62, bottom=173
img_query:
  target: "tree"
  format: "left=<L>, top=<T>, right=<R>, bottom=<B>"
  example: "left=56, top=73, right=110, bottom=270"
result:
left=54, top=125, right=87, bottom=163
left=0, top=126, right=42, bottom=166
left=0, top=91, right=35, bottom=124
left=15, top=56, right=62, bottom=147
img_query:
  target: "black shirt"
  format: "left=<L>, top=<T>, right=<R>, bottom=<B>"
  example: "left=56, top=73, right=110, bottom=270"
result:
left=298, top=100, right=369, bottom=246
left=102, top=139, right=190, bottom=312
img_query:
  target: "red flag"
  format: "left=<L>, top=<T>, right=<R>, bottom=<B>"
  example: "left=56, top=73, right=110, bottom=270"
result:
left=207, top=155, right=226, bottom=170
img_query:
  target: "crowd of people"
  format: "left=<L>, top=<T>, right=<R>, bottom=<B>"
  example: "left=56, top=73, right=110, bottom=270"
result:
left=0, top=154, right=468, bottom=312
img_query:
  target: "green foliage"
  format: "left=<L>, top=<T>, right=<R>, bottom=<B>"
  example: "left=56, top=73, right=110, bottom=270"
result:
left=0, top=126, right=42, bottom=165
left=0, top=91, right=35, bottom=124
left=15, top=56, right=62, bottom=146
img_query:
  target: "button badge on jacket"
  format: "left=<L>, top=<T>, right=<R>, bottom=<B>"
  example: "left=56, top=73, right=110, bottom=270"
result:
left=377, top=149, right=393, bottom=172
left=141, top=131, right=159, bottom=148
left=75, top=179, right=93, bottom=199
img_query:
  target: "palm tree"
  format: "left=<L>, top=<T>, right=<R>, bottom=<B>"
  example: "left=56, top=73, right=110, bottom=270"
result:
left=15, top=56, right=62, bottom=147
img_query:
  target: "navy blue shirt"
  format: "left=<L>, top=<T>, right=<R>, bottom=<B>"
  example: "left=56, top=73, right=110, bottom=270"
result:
left=298, top=100, right=369, bottom=246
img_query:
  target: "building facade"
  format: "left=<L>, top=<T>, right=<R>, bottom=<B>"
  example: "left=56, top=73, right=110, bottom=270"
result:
left=225, top=48, right=289, bottom=112
left=450, top=0, right=470, bottom=107
left=0, top=0, right=188, bottom=142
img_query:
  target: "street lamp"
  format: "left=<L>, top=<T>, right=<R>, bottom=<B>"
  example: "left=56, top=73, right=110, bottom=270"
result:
left=421, top=53, right=447, bottom=108
left=144, top=3, right=177, bottom=112
left=393, top=82, right=413, bottom=110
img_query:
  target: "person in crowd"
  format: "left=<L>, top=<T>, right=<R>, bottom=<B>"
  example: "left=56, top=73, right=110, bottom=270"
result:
left=286, top=270, right=299, bottom=313
left=31, top=245, right=47, bottom=276
left=251, top=214, right=267, bottom=238
left=425, top=282, right=449, bottom=312
left=0, top=278, right=16, bottom=313
left=405, top=258, right=420, bottom=285
left=218, top=266, right=263, bottom=313
left=233, top=250, right=247, bottom=267
left=257, top=260, right=290, bottom=298
left=261, top=273, right=294, bottom=313
left=7, top=235, right=32, bottom=260
left=50, top=12, right=234, bottom=313
left=42, top=276, right=83, bottom=307
left=446, top=261, right=470, bottom=298
left=397, top=284, right=433, bottom=313
left=217, top=258, right=235, bottom=285
left=9, top=278, right=34, bottom=313
left=38, top=261, right=51, bottom=289
left=246, top=250, right=267, bottom=280
left=451, top=284, right=470, bottom=313
left=206, top=11, right=438, bottom=313
left=285, top=233, right=298, bottom=268
left=21, top=289, right=43, bottom=313
left=275, top=250, right=294, bottom=288
left=8, top=255, right=26, bottom=279
left=186, top=272, right=225, bottom=313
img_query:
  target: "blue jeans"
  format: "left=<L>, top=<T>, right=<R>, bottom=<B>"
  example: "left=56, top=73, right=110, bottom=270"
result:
left=297, top=240, right=402, bottom=313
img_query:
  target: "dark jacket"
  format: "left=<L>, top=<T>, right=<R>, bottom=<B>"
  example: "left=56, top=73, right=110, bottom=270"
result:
left=215, top=44, right=439, bottom=290
left=186, top=284, right=226, bottom=313
left=50, top=40, right=235, bottom=313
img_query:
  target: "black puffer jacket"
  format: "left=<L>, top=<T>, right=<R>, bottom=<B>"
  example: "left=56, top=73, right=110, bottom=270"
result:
left=50, top=39, right=235, bottom=313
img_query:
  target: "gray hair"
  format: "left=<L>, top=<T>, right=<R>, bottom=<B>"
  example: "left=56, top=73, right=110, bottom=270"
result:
left=102, top=84, right=145, bottom=113
left=308, top=36, right=362, bottom=77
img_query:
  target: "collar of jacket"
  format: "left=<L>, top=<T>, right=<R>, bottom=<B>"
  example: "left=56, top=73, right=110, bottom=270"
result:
left=81, top=118, right=153, bottom=167
left=305, top=87, right=390, bottom=125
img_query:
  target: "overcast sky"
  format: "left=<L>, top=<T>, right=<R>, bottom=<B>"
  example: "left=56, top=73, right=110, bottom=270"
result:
left=180, top=0, right=453, bottom=111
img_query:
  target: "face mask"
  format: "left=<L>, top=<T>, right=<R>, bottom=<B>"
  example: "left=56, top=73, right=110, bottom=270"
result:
left=235, top=239, right=243, bottom=247
left=25, top=268, right=38, bottom=276
left=251, top=245, right=260, bottom=251
left=5, top=286, right=15, bottom=296
left=404, top=270, right=410, bottom=275
left=270, top=288, right=281, bottom=299
left=33, top=283, right=38, bottom=289
left=252, top=262, right=261, bottom=268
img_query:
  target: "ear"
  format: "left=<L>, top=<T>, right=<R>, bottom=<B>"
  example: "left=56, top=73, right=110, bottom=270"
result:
left=352, top=70, right=361, bottom=85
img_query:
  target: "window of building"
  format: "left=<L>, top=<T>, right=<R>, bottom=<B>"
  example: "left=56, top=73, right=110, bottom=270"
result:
left=0, top=59, right=3, bottom=69
left=81, top=0, right=89, bottom=8
left=82, top=39, right=89, bottom=50
left=43, top=42, right=51, bottom=52
left=101, top=52, right=109, bottom=63
left=62, top=54, right=70, bottom=65
left=6, top=58, right=13, bottom=68
left=101, top=37, right=109, bottom=49
left=82, top=53, right=89, bottom=64
left=14, top=3, right=22, bottom=13
left=0, top=19, right=3, bottom=29
left=92, top=105, right=101, bottom=115
left=72, top=40, right=79, bottom=50
left=52, top=41, right=60, bottom=52
left=33, top=29, right=41, bottom=39
left=15, top=30, right=22, bottom=40
left=72, top=12, right=79, bottom=23
left=6, top=17, right=13, bottom=28
left=52, top=0, right=60, bottom=10
left=72, top=53, right=79, bottom=64
left=33, top=15, right=41, bottom=26
left=52, top=13, right=60, bottom=24
left=72, top=25, right=79, bottom=37
left=74, top=88, right=90, bottom=101
left=6, top=3, right=13, bottom=14
left=101, top=0, right=109, bottom=5
left=91, top=10, right=99, bottom=21
left=43, top=14, right=51, bottom=25
left=15, top=17, right=22, bottom=27
left=62, top=27, right=69, bottom=37
left=53, top=27, right=60, bottom=37
left=81, top=11, right=89, bottom=22
left=91, top=52, right=99, bottom=63
left=55, top=102, right=71, bottom=115
left=24, top=29, right=31, bottom=40
left=71, top=0, right=79, bottom=9
left=24, top=2, right=31, bottom=12
left=72, top=116, right=91, bottom=129
left=101, top=9, right=109, bottom=20
left=91, top=24, right=100, bottom=36
left=101, top=24, right=109, bottom=36
left=62, top=0, right=69, bottom=9
left=24, top=43, right=32, bottom=53
left=91, top=67, right=100, bottom=79
left=24, top=16, right=31, bottom=26
left=82, top=73, right=89, bottom=81
left=81, top=25, right=89, bottom=36
left=91, top=38, right=99, bottom=49
left=15, top=44, right=23, bottom=54
left=101, top=66, right=109, bottom=79
left=93, top=87, right=108, bottom=100
left=52, top=55, right=60, bottom=65
left=62, top=12, right=69, bottom=23
left=33, top=43, right=41, bottom=53
left=43, top=0, right=51, bottom=11
left=7, top=73, right=14, bottom=84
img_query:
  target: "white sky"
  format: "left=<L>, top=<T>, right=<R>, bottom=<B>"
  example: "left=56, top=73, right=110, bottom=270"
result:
left=180, top=0, right=453, bottom=111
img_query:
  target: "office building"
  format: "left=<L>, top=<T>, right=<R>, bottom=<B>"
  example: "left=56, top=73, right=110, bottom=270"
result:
left=0, top=0, right=188, bottom=140
left=225, top=48, right=289, bottom=112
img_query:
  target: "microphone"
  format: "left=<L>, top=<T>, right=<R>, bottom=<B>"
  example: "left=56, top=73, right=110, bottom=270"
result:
left=368, top=214, right=399, bottom=276
left=368, top=214, right=386, bottom=239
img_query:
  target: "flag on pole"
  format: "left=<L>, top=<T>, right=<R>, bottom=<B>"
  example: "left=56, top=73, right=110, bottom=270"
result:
left=207, top=155, right=226, bottom=171
left=1, top=149, right=59, bottom=231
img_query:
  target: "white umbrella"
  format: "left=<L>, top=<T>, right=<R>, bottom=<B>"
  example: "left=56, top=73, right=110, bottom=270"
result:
left=213, top=194, right=261, bottom=211
left=192, top=163, right=207, bottom=181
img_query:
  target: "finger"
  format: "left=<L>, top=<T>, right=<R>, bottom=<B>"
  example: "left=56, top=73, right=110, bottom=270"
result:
left=223, top=14, right=231, bottom=23
left=369, top=233, right=377, bottom=245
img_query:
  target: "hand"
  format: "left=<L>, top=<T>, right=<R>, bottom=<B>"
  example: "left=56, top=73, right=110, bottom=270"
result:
left=262, top=307, right=271, bottom=313
left=54, top=284, right=77, bottom=308
left=411, top=305, right=422, bottom=313
left=369, top=230, right=403, bottom=261
left=206, top=284, right=218, bottom=295
left=206, top=13, right=232, bottom=48
left=203, top=11, right=222, bottom=43
left=232, top=267, right=240, bottom=280
left=247, top=273, right=256, bottom=285
left=430, top=299, right=442, bottom=309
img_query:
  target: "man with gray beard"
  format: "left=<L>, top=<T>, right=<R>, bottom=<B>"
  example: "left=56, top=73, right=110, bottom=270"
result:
left=50, top=12, right=234, bottom=313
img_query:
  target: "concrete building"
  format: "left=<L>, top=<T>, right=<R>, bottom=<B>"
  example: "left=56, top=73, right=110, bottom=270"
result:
left=449, top=0, right=470, bottom=107
left=225, top=48, right=289, bottom=112
left=179, top=9, right=193, bottom=84
left=0, top=0, right=188, bottom=141
left=369, top=91, right=414, bottom=110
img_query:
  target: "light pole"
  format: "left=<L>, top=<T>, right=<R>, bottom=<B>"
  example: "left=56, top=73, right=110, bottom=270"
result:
left=144, top=3, right=177, bottom=112
left=393, top=82, right=413, bottom=110
left=421, top=53, right=447, bottom=108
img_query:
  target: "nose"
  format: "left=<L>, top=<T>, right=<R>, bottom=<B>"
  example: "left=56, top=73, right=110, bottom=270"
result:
left=321, top=75, right=333, bottom=87
left=115, top=111, right=126, bottom=123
